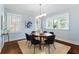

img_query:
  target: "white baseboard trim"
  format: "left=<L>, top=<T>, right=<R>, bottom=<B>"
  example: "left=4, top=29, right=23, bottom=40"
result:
left=4, top=37, right=26, bottom=42
left=56, top=37, right=79, bottom=46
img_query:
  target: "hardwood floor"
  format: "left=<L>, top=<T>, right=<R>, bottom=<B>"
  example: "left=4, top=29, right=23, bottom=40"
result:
left=1, top=41, right=22, bottom=54
left=55, top=40, right=79, bottom=54
left=1, top=39, right=79, bottom=54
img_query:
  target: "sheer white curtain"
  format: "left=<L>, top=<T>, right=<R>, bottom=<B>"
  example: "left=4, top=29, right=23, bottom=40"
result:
left=35, top=18, right=41, bottom=32
left=7, top=13, right=22, bottom=33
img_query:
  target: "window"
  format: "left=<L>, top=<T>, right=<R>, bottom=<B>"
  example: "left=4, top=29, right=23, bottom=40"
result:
left=7, top=13, right=22, bottom=33
left=35, top=18, right=41, bottom=32
left=0, top=16, right=3, bottom=34
left=46, top=17, right=54, bottom=29
left=46, top=13, right=69, bottom=30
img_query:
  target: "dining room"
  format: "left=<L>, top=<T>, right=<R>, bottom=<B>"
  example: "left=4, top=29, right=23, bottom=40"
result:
left=0, top=4, right=79, bottom=54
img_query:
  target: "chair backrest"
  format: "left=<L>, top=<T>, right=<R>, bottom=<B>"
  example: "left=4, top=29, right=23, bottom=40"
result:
left=46, top=35, right=56, bottom=44
left=30, top=35, right=36, bottom=44
left=31, top=31, right=36, bottom=33
left=25, top=33, right=31, bottom=41
left=49, top=32, right=54, bottom=35
left=43, top=31, right=47, bottom=33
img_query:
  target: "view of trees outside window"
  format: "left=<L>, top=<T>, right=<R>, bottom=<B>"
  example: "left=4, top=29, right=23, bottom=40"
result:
left=46, top=18, right=54, bottom=29
left=46, top=13, right=69, bottom=30
left=7, top=13, right=22, bottom=33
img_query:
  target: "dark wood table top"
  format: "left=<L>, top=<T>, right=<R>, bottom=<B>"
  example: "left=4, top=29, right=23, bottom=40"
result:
left=31, top=32, right=52, bottom=37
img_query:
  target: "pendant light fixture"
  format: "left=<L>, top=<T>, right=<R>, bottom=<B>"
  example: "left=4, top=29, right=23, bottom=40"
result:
left=36, top=4, right=46, bottom=19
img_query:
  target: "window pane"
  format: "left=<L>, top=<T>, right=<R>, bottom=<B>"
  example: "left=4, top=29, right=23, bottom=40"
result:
left=53, top=18, right=59, bottom=29
left=46, top=13, right=69, bottom=30
left=7, top=13, right=22, bottom=33
left=46, top=18, right=53, bottom=29
left=58, top=13, right=69, bottom=29
left=35, top=18, right=41, bottom=32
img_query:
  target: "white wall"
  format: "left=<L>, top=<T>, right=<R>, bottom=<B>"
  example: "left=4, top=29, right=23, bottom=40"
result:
left=69, top=6, right=79, bottom=44
left=0, top=4, right=4, bottom=53
left=43, top=6, right=79, bottom=45
left=3, top=5, right=79, bottom=45
left=4, top=8, right=35, bottom=42
left=23, top=15, right=35, bottom=34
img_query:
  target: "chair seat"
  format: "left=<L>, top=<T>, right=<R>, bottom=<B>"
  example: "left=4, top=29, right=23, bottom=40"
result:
left=44, top=40, right=53, bottom=44
left=32, top=40, right=41, bottom=45
left=25, top=33, right=31, bottom=41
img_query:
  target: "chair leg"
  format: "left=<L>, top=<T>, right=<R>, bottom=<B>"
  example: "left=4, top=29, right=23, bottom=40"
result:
left=53, top=44, right=56, bottom=49
left=26, top=40, right=28, bottom=44
left=27, top=41, right=31, bottom=48
left=48, top=45, right=50, bottom=54
left=33, top=45, right=35, bottom=54
left=29, top=43, right=32, bottom=48
left=27, top=41, right=30, bottom=47
left=26, top=41, right=29, bottom=47
left=42, top=44, right=45, bottom=50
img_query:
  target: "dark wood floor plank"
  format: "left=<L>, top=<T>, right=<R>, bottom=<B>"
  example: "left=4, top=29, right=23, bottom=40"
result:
left=55, top=40, right=79, bottom=54
left=1, top=39, right=79, bottom=54
left=1, top=41, right=22, bottom=54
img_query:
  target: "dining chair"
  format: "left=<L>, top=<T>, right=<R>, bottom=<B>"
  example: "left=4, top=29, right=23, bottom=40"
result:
left=44, top=35, right=56, bottom=53
left=43, top=31, right=48, bottom=40
left=43, top=31, right=47, bottom=33
left=30, top=35, right=41, bottom=54
left=31, top=31, right=36, bottom=33
left=49, top=32, right=54, bottom=35
left=25, top=33, right=31, bottom=47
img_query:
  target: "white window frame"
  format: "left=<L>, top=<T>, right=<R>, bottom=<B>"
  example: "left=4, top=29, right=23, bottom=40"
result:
left=35, top=18, right=41, bottom=32
left=46, top=13, right=69, bottom=30
left=7, top=13, right=22, bottom=33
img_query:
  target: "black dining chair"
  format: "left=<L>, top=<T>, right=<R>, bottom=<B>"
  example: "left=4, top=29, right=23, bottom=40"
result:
left=43, top=31, right=48, bottom=40
left=49, top=32, right=54, bottom=35
left=30, top=35, right=41, bottom=54
left=44, top=35, right=56, bottom=53
left=25, top=33, right=31, bottom=47
left=43, top=31, right=47, bottom=33
left=31, top=31, right=36, bottom=33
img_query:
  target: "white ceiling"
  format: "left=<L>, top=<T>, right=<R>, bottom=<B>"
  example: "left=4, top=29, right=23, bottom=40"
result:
left=4, top=4, right=79, bottom=16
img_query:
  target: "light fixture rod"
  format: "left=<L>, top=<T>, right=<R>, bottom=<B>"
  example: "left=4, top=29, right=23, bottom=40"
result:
left=40, top=4, right=42, bottom=15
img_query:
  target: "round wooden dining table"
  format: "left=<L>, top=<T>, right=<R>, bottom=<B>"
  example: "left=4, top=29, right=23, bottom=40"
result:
left=31, top=32, right=52, bottom=49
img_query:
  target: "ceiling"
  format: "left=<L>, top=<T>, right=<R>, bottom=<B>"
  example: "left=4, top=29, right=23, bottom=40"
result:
left=4, top=4, right=79, bottom=17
